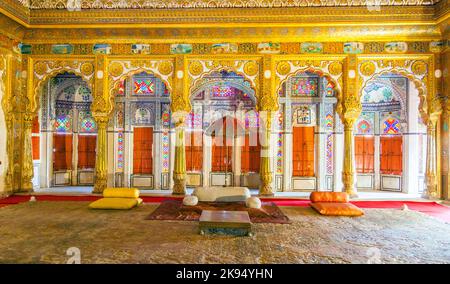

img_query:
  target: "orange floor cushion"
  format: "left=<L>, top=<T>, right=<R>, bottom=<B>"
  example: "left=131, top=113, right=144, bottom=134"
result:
left=310, top=192, right=349, bottom=203
left=311, top=202, right=364, bottom=216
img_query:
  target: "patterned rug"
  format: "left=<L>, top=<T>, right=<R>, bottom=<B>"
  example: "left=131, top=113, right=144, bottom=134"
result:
left=146, top=199, right=291, bottom=224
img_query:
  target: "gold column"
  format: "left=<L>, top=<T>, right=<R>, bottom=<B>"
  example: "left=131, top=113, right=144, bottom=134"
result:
left=93, top=115, right=108, bottom=193
left=4, top=114, right=14, bottom=193
left=259, top=111, right=273, bottom=196
left=173, top=116, right=186, bottom=195
left=342, top=118, right=357, bottom=197
left=20, top=113, right=34, bottom=192
left=424, top=117, right=439, bottom=199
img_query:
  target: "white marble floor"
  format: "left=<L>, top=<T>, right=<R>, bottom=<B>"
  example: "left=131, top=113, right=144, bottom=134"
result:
left=30, top=186, right=428, bottom=201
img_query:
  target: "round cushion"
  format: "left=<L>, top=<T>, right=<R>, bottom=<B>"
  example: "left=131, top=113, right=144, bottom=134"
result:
left=183, top=195, right=198, bottom=206
left=246, top=197, right=262, bottom=209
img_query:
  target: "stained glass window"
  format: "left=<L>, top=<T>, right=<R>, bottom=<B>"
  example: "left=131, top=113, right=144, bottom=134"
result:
left=162, top=131, right=170, bottom=173
left=212, top=84, right=233, bottom=97
left=134, top=79, right=155, bottom=95
left=55, top=114, right=71, bottom=133
left=276, top=110, right=283, bottom=174
left=357, top=120, right=371, bottom=135
left=325, top=81, right=334, bottom=97
left=291, top=77, right=318, bottom=97
left=80, top=117, right=96, bottom=133
left=326, top=133, right=333, bottom=174
left=383, top=118, right=400, bottom=134
left=161, top=104, right=171, bottom=128
left=295, top=106, right=311, bottom=124
left=325, top=113, right=333, bottom=129
left=117, top=130, right=124, bottom=171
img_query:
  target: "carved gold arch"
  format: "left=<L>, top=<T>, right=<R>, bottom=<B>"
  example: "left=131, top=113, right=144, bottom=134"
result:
left=358, top=57, right=433, bottom=123
left=31, top=59, right=95, bottom=114
left=187, top=58, right=261, bottom=109
left=107, top=59, right=174, bottom=115
left=274, top=58, right=345, bottom=117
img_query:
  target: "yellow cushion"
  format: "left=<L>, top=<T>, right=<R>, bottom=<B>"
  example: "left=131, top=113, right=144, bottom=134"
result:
left=103, top=188, right=140, bottom=199
left=310, top=192, right=349, bottom=203
left=89, top=198, right=139, bottom=210
left=311, top=202, right=364, bottom=216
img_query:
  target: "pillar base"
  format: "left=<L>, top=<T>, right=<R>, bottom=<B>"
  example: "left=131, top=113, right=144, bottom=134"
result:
left=172, top=176, right=186, bottom=195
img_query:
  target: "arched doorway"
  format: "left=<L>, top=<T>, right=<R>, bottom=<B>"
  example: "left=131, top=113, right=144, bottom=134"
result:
left=188, top=70, right=260, bottom=188
left=36, top=72, right=97, bottom=188
left=355, top=74, right=427, bottom=193
left=110, top=71, right=171, bottom=190
left=278, top=71, right=341, bottom=192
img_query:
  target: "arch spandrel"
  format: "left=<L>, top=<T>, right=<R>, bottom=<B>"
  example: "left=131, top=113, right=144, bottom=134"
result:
left=274, top=59, right=345, bottom=118
left=107, top=60, right=174, bottom=115
left=358, top=58, right=434, bottom=124
left=32, top=60, right=95, bottom=115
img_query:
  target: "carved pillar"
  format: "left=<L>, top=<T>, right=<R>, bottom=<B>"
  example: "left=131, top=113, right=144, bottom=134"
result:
left=20, top=113, right=34, bottom=192
left=172, top=116, right=186, bottom=195
left=424, top=117, right=439, bottom=199
left=342, top=118, right=357, bottom=197
left=93, top=115, right=108, bottom=193
left=259, top=111, right=273, bottom=195
left=4, top=115, right=14, bottom=193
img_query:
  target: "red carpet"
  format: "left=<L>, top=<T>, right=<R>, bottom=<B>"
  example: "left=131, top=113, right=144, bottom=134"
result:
left=1, top=194, right=449, bottom=223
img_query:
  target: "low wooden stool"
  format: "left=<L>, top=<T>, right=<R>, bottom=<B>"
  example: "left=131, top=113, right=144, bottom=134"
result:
left=199, top=210, right=252, bottom=236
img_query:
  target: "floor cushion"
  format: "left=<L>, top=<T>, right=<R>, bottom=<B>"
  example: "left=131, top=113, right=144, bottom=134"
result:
left=310, top=192, right=349, bottom=203
left=193, top=186, right=251, bottom=202
left=89, top=198, right=139, bottom=210
left=311, top=202, right=364, bottom=216
left=103, top=188, right=140, bottom=198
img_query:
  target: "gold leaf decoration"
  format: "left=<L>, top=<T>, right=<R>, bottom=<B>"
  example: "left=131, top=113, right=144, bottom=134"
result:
left=34, top=62, right=47, bottom=76
left=158, top=60, right=173, bottom=76
left=188, top=61, right=203, bottom=76
left=0, top=58, right=5, bottom=71
left=80, top=62, right=94, bottom=76
left=109, top=62, right=124, bottom=77
left=328, top=61, right=343, bottom=76
left=276, top=61, right=291, bottom=76
left=359, top=61, right=376, bottom=77
left=243, top=61, right=258, bottom=77
left=411, top=60, right=427, bottom=76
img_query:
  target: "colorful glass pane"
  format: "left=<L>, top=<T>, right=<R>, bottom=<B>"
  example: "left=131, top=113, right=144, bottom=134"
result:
left=325, top=113, right=333, bottom=129
left=212, top=84, right=233, bottom=97
left=291, top=77, right=318, bottom=96
left=80, top=117, right=96, bottom=133
left=276, top=110, right=283, bottom=174
left=55, top=115, right=71, bottom=133
left=161, top=104, right=171, bottom=128
left=383, top=118, right=400, bottom=134
left=134, top=79, right=155, bottom=95
left=326, top=134, right=333, bottom=174
left=117, top=130, right=124, bottom=171
left=357, top=120, right=371, bottom=134
left=326, top=81, right=334, bottom=97
left=186, top=111, right=202, bottom=129
left=162, top=131, right=170, bottom=173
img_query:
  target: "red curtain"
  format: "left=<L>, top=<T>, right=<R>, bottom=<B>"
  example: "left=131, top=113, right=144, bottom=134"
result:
left=53, top=134, right=73, bottom=171
left=133, top=127, right=153, bottom=174
left=241, top=133, right=260, bottom=173
left=185, top=131, right=203, bottom=172
left=292, top=127, right=315, bottom=177
left=78, top=135, right=97, bottom=169
left=355, top=136, right=374, bottom=173
left=380, top=136, right=403, bottom=175
left=211, top=118, right=233, bottom=172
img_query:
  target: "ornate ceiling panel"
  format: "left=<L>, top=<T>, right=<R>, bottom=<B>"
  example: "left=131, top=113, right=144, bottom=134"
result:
left=26, top=0, right=440, bottom=9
